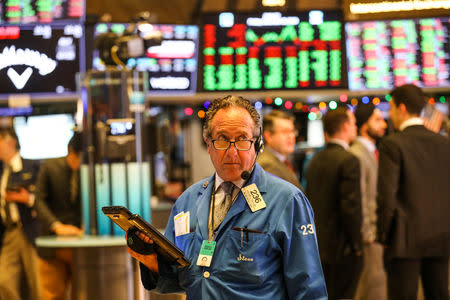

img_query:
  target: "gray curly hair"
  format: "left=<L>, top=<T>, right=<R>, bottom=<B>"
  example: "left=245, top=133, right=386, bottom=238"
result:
left=202, top=95, right=261, bottom=140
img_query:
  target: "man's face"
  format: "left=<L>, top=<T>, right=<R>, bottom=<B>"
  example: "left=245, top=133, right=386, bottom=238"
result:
left=206, top=107, right=257, bottom=182
left=67, top=152, right=81, bottom=171
left=346, top=110, right=358, bottom=142
left=265, top=118, right=296, bottom=156
left=0, top=135, right=15, bottom=161
left=366, top=109, right=387, bottom=140
left=0, top=136, right=7, bottom=160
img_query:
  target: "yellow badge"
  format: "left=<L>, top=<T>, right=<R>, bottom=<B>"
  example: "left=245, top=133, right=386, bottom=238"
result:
left=22, top=172, right=32, bottom=180
left=241, top=183, right=266, bottom=212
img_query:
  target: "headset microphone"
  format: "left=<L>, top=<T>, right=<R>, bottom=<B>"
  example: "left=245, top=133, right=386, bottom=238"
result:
left=240, top=170, right=251, bottom=180
left=240, top=128, right=264, bottom=181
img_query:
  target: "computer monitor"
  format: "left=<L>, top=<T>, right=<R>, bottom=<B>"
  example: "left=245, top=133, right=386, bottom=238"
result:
left=346, top=16, right=450, bottom=90
left=306, top=119, right=325, bottom=148
left=13, top=114, right=75, bottom=159
left=199, top=10, right=345, bottom=91
left=92, top=23, right=199, bottom=94
left=0, top=0, right=84, bottom=24
left=0, top=24, right=85, bottom=100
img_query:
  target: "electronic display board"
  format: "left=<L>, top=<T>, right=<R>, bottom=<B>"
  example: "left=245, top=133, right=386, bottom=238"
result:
left=0, top=0, right=84, bottom=24
left=0, top=24, right=85, bottom=98
left=200, top=11, right=345, bottom=91
left=346, top=17, right=450, bottom=91
left=93, top=23, right=199, bottom=94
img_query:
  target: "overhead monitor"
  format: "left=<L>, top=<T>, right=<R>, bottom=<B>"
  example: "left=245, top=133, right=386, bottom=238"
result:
left=200, top=10, right=346, bottom=91
left=13, top=114, right=75, bottom=160
left=92, top=23, right=199, bottom=94
left=0, top=0, right=84, bottom=24
left=346, top=17, right=450, bottom=91
left=306, top=119, right=325, bottom=148
left=0, top=24, right=85, bottom=99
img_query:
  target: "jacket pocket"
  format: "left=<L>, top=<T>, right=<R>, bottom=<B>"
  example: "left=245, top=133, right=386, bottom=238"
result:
left=217, top=229, right=273, bottom=285
left=174, top=232, right=196, bottom=253
left=175, top=232, right=199, bottom=289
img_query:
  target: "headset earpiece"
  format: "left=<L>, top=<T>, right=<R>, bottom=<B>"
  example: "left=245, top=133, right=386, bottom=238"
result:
left=254, top=125, right=264, bottom=153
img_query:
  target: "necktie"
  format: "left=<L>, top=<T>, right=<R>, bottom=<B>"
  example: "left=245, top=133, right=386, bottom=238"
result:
left=213, top=181, right=235, bottom=232
left=284, top=159, right=295, bottom=174
left=374, top=149, right=379, bottom=162
left=1, top=165, right=13, bottom=226
left=70, top=170, right=78, bottom=204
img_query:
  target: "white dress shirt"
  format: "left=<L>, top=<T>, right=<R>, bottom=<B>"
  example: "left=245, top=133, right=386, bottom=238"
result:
left=399, top=117, right=424, bottom=131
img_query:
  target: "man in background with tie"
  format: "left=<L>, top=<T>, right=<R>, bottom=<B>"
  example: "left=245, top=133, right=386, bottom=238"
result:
left=0, top=127, right=41, bottom=300
left=33, top=132, right=83, bottom=300
left=127, top=95, right=327, bottom=299
left=305, top=107, right=363, bottom=300
left=257, top=110, right=303, bottom=190
left=349, top=103, right=387, bottom=300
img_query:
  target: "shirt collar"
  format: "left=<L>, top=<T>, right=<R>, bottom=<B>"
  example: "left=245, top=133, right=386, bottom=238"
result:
left=399, top=117, right=424, bottom=131
left=357, top=136, right=376, bottom=153
left=7, top=152, right=23, bottom=173
left=267, top=146, right=287, bottom=162
left=215, top=173, right=246, bottom=192
left=328, top=138, right=349, bottom=150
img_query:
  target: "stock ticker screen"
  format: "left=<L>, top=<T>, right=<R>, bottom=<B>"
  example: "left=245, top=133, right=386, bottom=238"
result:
left=0, top=0, right=84, bottom=24
left=93, top=23, right=199, bottom=94
left=200, top=11, right=346, bottom=91
left=0, top=24, right=84, bottom=97
left=346, top=17, right=450, bottom=91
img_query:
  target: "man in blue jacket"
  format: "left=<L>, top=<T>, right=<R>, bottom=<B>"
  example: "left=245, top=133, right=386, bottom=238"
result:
left=128, top=96, right=327, bottom=299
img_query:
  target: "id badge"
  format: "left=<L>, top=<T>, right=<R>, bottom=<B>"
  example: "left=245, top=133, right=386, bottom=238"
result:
left=196, top=240, right=216, bottom=267
left=242, top=183, right=266, bottom=212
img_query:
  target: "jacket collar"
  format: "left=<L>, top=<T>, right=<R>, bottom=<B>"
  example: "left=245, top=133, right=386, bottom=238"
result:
left=6, top=152, right=22, bottom=173
left=195, top=164, right=267, bottom=240
left=327, top=138, right=349, bottom=150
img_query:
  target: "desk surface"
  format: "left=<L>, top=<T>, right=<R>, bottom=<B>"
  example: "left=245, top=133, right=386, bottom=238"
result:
left=36, top=235, right=127, bottom=248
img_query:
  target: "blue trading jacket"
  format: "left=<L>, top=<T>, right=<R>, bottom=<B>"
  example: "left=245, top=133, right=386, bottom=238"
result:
left=141, top=163, right=327, bottom=300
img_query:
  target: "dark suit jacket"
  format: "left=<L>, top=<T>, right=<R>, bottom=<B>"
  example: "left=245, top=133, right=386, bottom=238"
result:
left=0, top=158, right=40, bottom=247
left=257, top=147, right=303, bottom=190
left=34, top=157, right=81, bottom=258
left=377, top=125, right=450, bottom=259
left=305, top=143, right=363, bottom=263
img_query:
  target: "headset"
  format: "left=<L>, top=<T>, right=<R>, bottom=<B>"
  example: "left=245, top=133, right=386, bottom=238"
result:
left=254, top=125, right=264, bottom=154
left=241, top=124, right=264, bottom=180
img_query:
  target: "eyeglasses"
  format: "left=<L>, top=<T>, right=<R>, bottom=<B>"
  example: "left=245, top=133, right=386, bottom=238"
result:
left=211, top=139, right=254, bottom=151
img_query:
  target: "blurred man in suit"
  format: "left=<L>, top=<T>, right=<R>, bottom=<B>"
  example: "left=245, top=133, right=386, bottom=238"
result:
left=306, top=107, right=363, bottom=300
left=350, top=103, right=387, bottom=300
left=257, top=110, right=303, bottom=190
left=34, top=132, right=83, bottom=300
left=0, top=127, right=40, bottom=300
left=377, top=84, right=450, bottom=300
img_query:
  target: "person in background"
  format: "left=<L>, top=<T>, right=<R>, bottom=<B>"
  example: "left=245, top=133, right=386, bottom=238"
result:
left=0, top=127, right=41, bottom=300
left=305, top=107, right=363, bottom=300
left=127, top=95, right=327, bottom=299
left=350, top=103, right=387, bottom=300
left=34, top=132, right=83, bottom=300
left=257, top=110, right=303, bottom=190
left=377, top=84, right=450, bottom=300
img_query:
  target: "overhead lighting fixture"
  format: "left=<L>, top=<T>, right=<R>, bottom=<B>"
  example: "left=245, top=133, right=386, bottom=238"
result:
left=350, top=0, right=450, bottom=14
left=262, top=0, right=286, bottom=7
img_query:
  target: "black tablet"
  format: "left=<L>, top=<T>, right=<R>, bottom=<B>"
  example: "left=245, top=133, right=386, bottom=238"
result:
left=102, top=206, right=190, bottom=268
